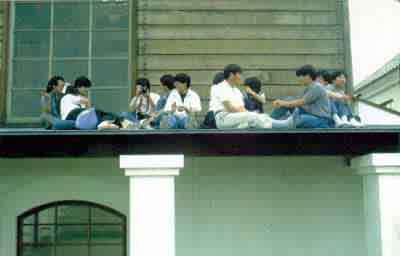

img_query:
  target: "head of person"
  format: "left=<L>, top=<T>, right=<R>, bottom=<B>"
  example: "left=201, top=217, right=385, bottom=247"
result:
left=212, top=71, right=225, bottom=86
left=296, top=65, right=317, bottom=86
left=223, top=64, right=243, bottom=86
left=74, top=76, right=92, bottom=96
left=244, top=77, right=262, bottom=94
left=160, top=74, right=175, bottom=92
left=331, top=70, right=347, bottom=88
left=135, top=78, right=151, bottom=95
left=47, top=76, right=65, bottom=94
left=316, top=70, right=333, bottom=86
left=174, top=73, right=191, bottom=95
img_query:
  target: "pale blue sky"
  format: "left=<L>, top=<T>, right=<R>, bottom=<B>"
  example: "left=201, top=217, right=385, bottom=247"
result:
left=349, top=0, right=400, bottom=84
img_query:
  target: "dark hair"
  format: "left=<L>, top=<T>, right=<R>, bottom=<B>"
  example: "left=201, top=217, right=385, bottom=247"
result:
left=212, top=72, right=225, bottom=85
left=175, top=73, right=191, bottom=88
left=223, top=64, right=242, bottom=79
left=244, top=77, right=262, bottom=94
left=331, top=70, right=347, bottom=80
left=317, top=70, right=333, bottom=84
left=65, top=85, right=79, bottom=95
left=46, top=76, right=65, bottom=93
left=160, top=74, right=175, bottom=90
left=296, top=65, right=317, bottom=81
left=74, top=76, right=92, bottom=88
left=136, top=78, right=151, bottom=90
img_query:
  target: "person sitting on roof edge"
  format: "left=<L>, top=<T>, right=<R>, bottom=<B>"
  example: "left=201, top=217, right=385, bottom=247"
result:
left=161, top=73, right=202, bottom=129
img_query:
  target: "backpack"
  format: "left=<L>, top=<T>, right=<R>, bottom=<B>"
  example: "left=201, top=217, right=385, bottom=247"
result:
left=200, top=111, right=217, bottom=129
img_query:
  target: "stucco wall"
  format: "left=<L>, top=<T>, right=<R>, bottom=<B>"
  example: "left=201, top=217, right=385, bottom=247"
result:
left=0, top=156, right=366, bottom=256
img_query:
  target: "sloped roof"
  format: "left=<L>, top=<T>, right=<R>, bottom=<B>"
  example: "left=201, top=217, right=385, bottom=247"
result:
left=355, top=53, right=400, bottom=91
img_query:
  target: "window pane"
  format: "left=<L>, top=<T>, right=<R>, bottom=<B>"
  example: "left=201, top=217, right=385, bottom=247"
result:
left=57, top=225, right=89, bottom=244
left=93, top=32, right=128, bottom=57
left=91, top=88, right=129, bottom=113
left=56, top=246, right=88, bottom=256
left=91, top=208, right=122, bottom=224
left=53, top=60, right=89, bottom=82
left=23, top=225, right=34, bottom=244
left=11, top=90, right=41, bottom=118
left=58, top=205, right=89, bottom=224
left=91, top=245, right=123, bottom=256
left=93, top=1, right=129, bottom=29
left=23, top=246, right=54, bottom=256
left=38, top=225, right=55, bottom=244
left=54, top=32, right=89, bottom=58
left=92, top=60, right=128, bottom=87
left=54, top=3, right=89, bottom=29
left=91, top=225, right=123, bottom=244
left=39, top=208, right=55, bottom=224
left=14, top=32, right=49, bottom=58
left=23, top=215, right=35, bottom=225
left=13, top=60, right=49, bottom=89
left=15, top=3, right=50, bottom=29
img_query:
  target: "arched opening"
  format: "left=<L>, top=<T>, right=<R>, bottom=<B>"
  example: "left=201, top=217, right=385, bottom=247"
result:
left=17, top=200, right=126, bottom=256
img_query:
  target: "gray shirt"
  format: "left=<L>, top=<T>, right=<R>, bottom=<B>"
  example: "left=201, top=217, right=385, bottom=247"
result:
left=301, top=83, right=332, bottom=119
left=326, top=84, right=345, bottom=95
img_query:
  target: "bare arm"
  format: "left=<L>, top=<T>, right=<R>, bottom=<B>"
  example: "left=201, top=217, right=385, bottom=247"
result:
left=272, top=99, right=305, bottom=109
left=245, top=88, right=266, bottom=104
left=80, top=96, right=91, bottom=108
left=129, top=96, right=140, bottom=112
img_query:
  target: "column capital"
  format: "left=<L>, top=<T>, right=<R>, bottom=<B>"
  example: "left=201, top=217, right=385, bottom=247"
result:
left=351, top=153, right=400, bottom=175
left=120, top=155, right=184, bottom=176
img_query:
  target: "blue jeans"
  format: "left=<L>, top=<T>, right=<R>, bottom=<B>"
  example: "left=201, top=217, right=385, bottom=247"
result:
left=295, top=109, right=334, bottom=129
left=169, top=115, right=190, bottom=129
left=331, top=100, right=353, bottom=119
left=152, top=112, right=167, bottom=129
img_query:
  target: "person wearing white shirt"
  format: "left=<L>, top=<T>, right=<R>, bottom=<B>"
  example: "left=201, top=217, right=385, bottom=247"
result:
left=163, top=73, right=202, bottom=129
left=214, top=64, right=294, bottom=129
left=60, top=76, right=92, bottom=120
left=201, top=72, right=225, bottom=129
left=129, top=78, right=160, bottom=121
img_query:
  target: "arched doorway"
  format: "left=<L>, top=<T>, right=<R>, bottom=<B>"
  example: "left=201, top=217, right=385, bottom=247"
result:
left=17, top=200, right=126, bottom=256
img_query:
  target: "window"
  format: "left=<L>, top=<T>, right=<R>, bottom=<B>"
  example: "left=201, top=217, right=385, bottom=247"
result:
left=9, top=0, right=130, bottom=122
left=17, top=201, right=126, bottom=256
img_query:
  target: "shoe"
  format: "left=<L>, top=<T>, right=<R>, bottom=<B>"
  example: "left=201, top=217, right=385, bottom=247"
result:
left=333, top=114, right=347, bottom=128
left=121, top=119, right=138, bottom=130
left=97, top=121, right=120, bottom=130
left=350, top=118, right=364, bottom=128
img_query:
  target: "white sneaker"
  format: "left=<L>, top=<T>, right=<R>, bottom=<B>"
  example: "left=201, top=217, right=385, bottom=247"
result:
left=333, top=114, right=348, bottom=128
left=350, top=118, right=364, bottom=128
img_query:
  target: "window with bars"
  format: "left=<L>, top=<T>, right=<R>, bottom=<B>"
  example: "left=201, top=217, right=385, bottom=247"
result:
left=17, top=201, right=126, bottom=256
left=9, top=0, right=130, bottom=122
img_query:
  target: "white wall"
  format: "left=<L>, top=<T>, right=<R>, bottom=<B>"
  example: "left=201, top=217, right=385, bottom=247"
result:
left=0, top=156, right=366, bottom=256
left=357, top=101, right=400, bottom=125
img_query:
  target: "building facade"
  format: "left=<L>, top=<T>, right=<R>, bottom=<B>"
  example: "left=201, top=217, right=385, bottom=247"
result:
left=355, top=54, right=400, bottom=112
left=0, top=0, right=353, bottom=124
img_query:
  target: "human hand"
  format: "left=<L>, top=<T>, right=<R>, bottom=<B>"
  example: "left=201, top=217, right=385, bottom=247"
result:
left=272, top=100, right=284, bottom=108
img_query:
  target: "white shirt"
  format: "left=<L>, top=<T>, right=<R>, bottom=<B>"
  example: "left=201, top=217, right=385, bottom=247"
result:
left=60, top=94, right=85, bottom=120
left=209, top=84, right=221, bottom=112
left=214, top=80, right=244, bottom=112
left=164, top=89, right=202, bottom=118
left=130, top=92, right=160, bottom=114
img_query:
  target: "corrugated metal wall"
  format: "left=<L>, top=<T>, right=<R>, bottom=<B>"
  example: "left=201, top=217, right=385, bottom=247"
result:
left=137, top=0, right=348, bottom=116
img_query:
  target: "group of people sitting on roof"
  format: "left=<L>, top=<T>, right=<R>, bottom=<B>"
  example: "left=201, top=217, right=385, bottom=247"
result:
left=40, top=63, right=363, bottom=130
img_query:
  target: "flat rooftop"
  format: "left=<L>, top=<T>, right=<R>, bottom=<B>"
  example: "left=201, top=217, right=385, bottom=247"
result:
left=0, top=127, right=399, bottom=157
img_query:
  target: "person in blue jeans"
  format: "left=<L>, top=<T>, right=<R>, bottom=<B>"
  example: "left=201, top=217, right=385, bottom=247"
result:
left=150, top=74, right=176, bottom=128
left=272, top=65, right=334, bottom=129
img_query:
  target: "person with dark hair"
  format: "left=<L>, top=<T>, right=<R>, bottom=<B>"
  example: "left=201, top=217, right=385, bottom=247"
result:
left=214, top=64, right=294, bottom=129
left=40, top=76, right=75, bottom=129
left=243, top=77, right=266, bottom=113
left=143, top=74, right=176, bottom=129
left=201, top=72, right=225, bottom=129
left=272, top=65, right=334, bottom=128
left=327, top=71, right=363, bottom=127
left=316, top=70, right=333, bottom=86
left=162, top=73, right=202, bottom=129
left=60, top=76, right=92, bottom=121
left=128, top=78, right=160, bottom=129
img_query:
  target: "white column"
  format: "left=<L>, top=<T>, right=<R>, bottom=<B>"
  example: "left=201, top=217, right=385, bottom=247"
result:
left=352, top=153, right=400, bottom=256
left=120, top=155, right=184, bottom=256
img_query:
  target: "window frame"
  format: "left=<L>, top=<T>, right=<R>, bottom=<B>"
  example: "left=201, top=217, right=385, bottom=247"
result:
left=17, top=200, right=127, bottom=256
left=6, top=0, right=133, bottom=123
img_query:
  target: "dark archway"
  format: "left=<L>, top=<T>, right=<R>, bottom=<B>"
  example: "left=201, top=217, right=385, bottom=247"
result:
left=17, top=200, right=126, bottom=256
